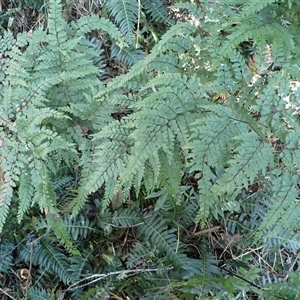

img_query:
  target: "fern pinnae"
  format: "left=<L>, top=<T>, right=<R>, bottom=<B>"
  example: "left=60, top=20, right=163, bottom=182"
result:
left=0, top=148, right=20, bottom=232
left=110, top=44, right=144, bottom=68
left=240, top=0, right=277, bottom=17
left=100, top=22, right=195, bottom=95
left=141, top=0, right=174, bottom=25
left=105, top=0, right=138, bottom=44
left=112, top=207, right=142, bottom=227
left=72, top=14, right=125, bottom=46
left=40, top=239, right=73, bottom=284
left=18, top=172, right=35, bottom=223
left=27, top=286, right=51, bottom=300
left=0, top=240, right=15, bottom=273
left=138, top=214, right=187, bottom=268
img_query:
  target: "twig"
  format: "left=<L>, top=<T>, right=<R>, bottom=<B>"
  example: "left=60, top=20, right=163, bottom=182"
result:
left=193, top=226, right=221, bottom=236
left=0, top=288, right=16, bottom=300
left=58, top=267, right=173, bottom=299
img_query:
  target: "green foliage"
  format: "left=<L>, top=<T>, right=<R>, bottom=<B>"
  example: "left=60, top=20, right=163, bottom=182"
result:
left=91, top=0, right=300, bottom=246
left=105, top=0, right=138, bottom=44
left=102, top=0, right=173, bottom=67
left=2, top=0, right=300, bottom=299
left=0, top=0, right=123, bottom=251
left=0, top=240, right=14, bottom=272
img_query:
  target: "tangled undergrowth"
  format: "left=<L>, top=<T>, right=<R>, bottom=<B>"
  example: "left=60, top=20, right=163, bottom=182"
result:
left=1, top=0, right=300, bottom=299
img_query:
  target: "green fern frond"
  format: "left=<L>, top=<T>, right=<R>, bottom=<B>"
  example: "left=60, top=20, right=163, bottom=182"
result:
left=212, top=132, right=274, bottom=198
left=0, top=154, right=19, bottom=233
left=262, top=272, right=299, bottom=299
left=112, top=208, right=142, bottom=227
left=105, top=0, right=138, bottom=43
left=188, top=110, right=247, bottom=222
left=240, top=0, right=277, bottom=17
left=138, top=214, right=186, bottom=268
left=18, top=172, right=35, bottom=223
left=141, top=0, right=174, bottom=25
left=100, top=22, right=195, bottom=95
left=47, top=214, right=80, bottom=256
left=73, top=14, right=124, bottom=45
left=63, top=214, right=95, bottom=240
left=257, top=171, right=300, bottom=244
left=0, top=240, right=15, bottom=273
left=29, top=159, right=57, bottom=211
left=170, top=2, right=205, bottom=20
left=110, top=43, right=144, bottom=68
left=53, top=175, right=74, bottom=191
left=68, top=250, right=92, bottom=274
left=47, top=0, right=68, bottom=45
left=20, top=238, right=73, bottom=284
left=27, top=286, right=52, bottom=300
left=127, top=242, right=153, bottom=269
left=71, top=135, right=128, bottom=215
left=148, top=187, right=189, bottom=221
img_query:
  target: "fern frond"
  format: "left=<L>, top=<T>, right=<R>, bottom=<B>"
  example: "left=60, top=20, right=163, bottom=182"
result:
left=0, top=151, right=20, bottom=233
left=147, top=187, right=188, bottom=221
left=20, top=238, right=73, bottom=284
left=170, top=2, right=205, bottom=20
left=188, top=109, right=247, bottom=222
left=72, top=14, right=124, bottom=45
left=63, top=214, right=95, bottom=241
left=71, top=134, right=128, bottom=216
left=18, top=172, right=35, bottom=223
left=27, top=286, right=52, bottom=300
left=112, top=208, right=142, bottom=227
left=110, top=43, right=144, bottom=68
left=0, top=240, right=15, bottom=273
left=141, top=0, right=174, bottom=25
left=68, top=250, right=93, bottom=283
left=105, top=0, right=138, bottom=43
left=257, top=171, right=300, bottom=245
left=240, top=0, right=277, bottom=17
left=212, top=132, right=274, bottom=198
left=100, top=22, right=195, bottom=95
left=138, top=214, right=186, bottom=268
left=47, top=214, right=80, bottom=256
left=47, top=0, right=68, bottom=46
left=262, top=273, right=299, bottom=299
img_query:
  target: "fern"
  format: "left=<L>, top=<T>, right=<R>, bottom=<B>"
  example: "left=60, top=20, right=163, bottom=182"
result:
left=64, top=0, right=300, bottom=296
left=46, top=214, right=80, bottom=255
left=2, top=0, right=300, bottom=298
left=105, top=0, right=138, bottom=44
left=112, top=207, right=142, bottom=227
left=138, top=213, right=187, bottom=268
left=110, top=43, right=144, bottom=68
left=20, top=238, right=73, bottom=284
left=27, top=286, right=53, bottom=300
left=141, top=0, right=174, bottom=25
left=239, top=0, right=278, bottom=17
left=63, top=214, right=95, bottom=240
left=0, top=240, right=15, bottom=273
left=0, top=0, right=126, bottom=248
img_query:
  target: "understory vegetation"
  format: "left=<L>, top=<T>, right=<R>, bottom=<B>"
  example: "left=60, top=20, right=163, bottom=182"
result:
left=0, top=0, right=300, bottom=299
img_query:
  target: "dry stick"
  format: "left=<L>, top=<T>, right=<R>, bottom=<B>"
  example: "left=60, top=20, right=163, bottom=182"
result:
left=193, top=226, right=221, bottom=236
left=136, top=0, right=141, bottom=49
left=176, top=226, right=180, bottom=253
left=58, top=267, right=174, bottom=299
left=0, top=288, right=16, bottom=300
